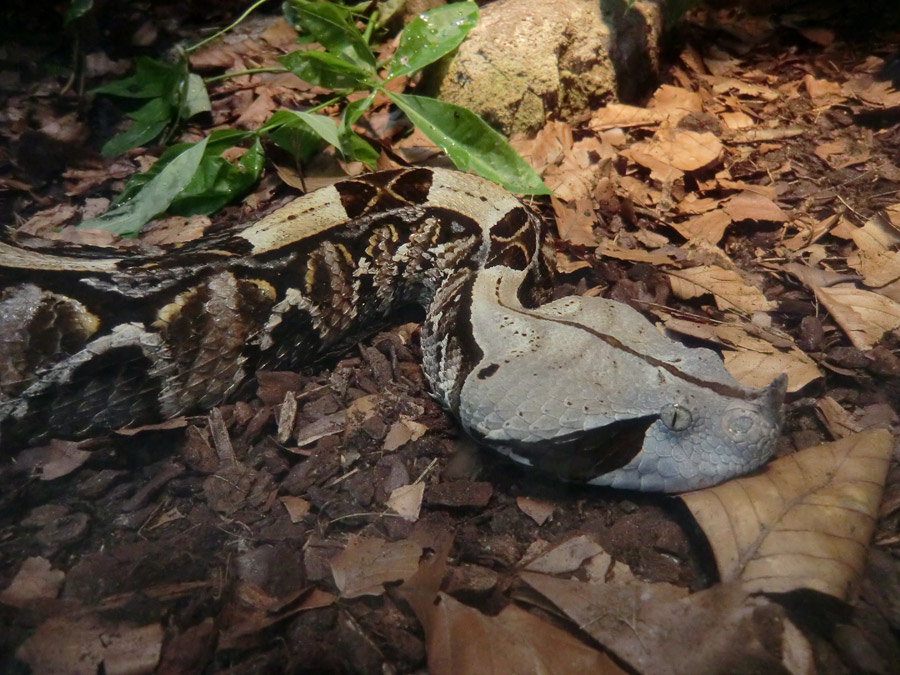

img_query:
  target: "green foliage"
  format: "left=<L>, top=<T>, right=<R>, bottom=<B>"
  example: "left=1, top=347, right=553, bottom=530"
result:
left=387, top=94, right=548, bottom=195
left=94, top=57, right=211, bottom=157
left=85, top=0, right=548, bottom=236
left=279, top=0, right=548, bottom=194
left=79, top=137, right=211, bottom=235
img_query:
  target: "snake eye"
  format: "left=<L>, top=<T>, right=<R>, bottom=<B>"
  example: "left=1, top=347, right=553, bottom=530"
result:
left=660, top=403, right=692, bottom=431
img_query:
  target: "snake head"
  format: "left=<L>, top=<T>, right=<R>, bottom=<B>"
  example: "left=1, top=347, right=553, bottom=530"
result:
left=449, top=270, right=788, bottom=493
left=586, top=373, right=787, bottom=492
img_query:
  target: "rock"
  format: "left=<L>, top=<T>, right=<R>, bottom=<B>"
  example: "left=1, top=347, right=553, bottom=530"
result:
left=429, top=0, right=663, bottom=136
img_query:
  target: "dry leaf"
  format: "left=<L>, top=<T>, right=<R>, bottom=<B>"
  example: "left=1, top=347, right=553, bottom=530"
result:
left=633, top=227, right=671, bottom=249
left=554, top=251, right=592, bottom=273
left=21, top=203, right=79, bottom=234
left=387, top=482, right=425, bottom=522
left=383, top=417, right=428, bottom=451
left=589, top=103, right=663, bottom=131
left=552, top=196, right=598, bottom=246
left=618, top=175, right=662, bottom=206
left=523, top=534, right=604, bottom=574
left=816, top=397, right=865, bottom=439
left=802, top=74, right=845, bottom=103
left=423, top=592, right=623, bottom=675
left=597, top=240, right=675, bottom=265
left=330, top=536, right=422, bottom=599
left=705, top=75, right=780, bottom=101
left=14, top=440, right=92, bottom=480
left=846, top=250, right=900, bottom=288
left=814, top=285, right=900, bottom=350
left=844, top=77, right=900, bottom=107
left=516, top=497, right=555, bottom=525
left=280, top=496, right=310, bottom=523
left=681, top=429, right=893, bottom=598
left=846, top=217, right=900, bottom=287
left=657, top=314, right=817, bottom=391
left=623, top=147, right=684, bottom=183
left=0, top=557, right=65, bottom=609
left=647, top=84, right=703, bottom=124
left=218, top=584, right=335, bottom=650
left=814, top=137, right=870, bottom=169
left=676, top=194, right=721, bottom=215
left=295, top=410, right=346, bottom=446
left=781, top=214, right=838, bottom=252
left=798, top=27, right=834, bottom=46
left=852, top=216, right=900, bottom=251
left=670, top=209, right=732, bottom=244
left=520, top=572, right=811, bottom=675
left=396, top=531, right=621, bottom=674
left=669, top=265, right=775, bottom=313
left=722, top=347, right=821, bottom=393
left=624, top=129, right=724, bottom=174
left=720, top=111, right=755, bottom=129
left=17, top=615, right=164, bottom=675
left=723, top=191, right=788, bottom=223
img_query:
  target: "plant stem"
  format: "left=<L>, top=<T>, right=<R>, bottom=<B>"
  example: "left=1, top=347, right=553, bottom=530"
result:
left=188, top=0, right=271, bottom=54
left=204, top=67, right=288, bottom=84
left=304, top=94, right=345, bottom=113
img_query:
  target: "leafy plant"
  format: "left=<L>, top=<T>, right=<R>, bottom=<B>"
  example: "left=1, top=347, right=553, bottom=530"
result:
left=93, top=57, right=211, bottom=157
left=83, top=0, right=548, bottom=237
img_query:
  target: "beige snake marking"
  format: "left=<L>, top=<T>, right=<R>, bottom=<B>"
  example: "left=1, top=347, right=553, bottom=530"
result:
left=0, top=167, right=784, bottom=492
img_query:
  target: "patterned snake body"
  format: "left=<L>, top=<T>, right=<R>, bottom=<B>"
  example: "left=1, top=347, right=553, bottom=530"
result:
left=0, top=168, right=785, bottom=491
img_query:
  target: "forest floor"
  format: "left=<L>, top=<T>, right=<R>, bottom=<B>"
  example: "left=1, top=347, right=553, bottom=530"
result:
left=1, top=2, right=900, bottom=674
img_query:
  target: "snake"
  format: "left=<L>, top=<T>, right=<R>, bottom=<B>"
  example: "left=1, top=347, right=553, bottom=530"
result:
left=0, top=167, right=786, bottom=491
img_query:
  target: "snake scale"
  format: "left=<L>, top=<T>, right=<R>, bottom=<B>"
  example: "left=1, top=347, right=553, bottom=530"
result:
left=0, top=167, right=786, bottom=492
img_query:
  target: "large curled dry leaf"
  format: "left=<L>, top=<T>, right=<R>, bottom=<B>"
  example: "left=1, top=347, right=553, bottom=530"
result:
left=681, top=429, right=893, bottom=598
left=521, top=574, right=812, bottom=675
left=669, top=265, right=775, bottom=313
left=423, top=592, right=624, bottom=675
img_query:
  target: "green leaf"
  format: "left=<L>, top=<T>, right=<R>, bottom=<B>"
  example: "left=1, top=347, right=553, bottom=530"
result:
left=264, top=111, right=326, bottom=163
left=387, top=2, right=478, bottom=80
left=101, top=117, right=169, bottom=157
left=170, top=138, right=265, bottom=215
left=181, top=73, right=211, bottom=118
left=339, top=94, right=378, bottom=166
left=386, top=93, right=549, bottom=195
left=93, top=57, right=178, bottom=99
left=111, top=129, right=256, bottom=206
left=79, top=136, right=210, bottom=236
left=286, top=0, right=376, bottom=72
left=101, top=97, right=173, bottom=156
left=65, top=0, right=93, bottom=25
left=294, top=110, right=343, bottom=147
left=278, top=50, right=374, bottom=90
